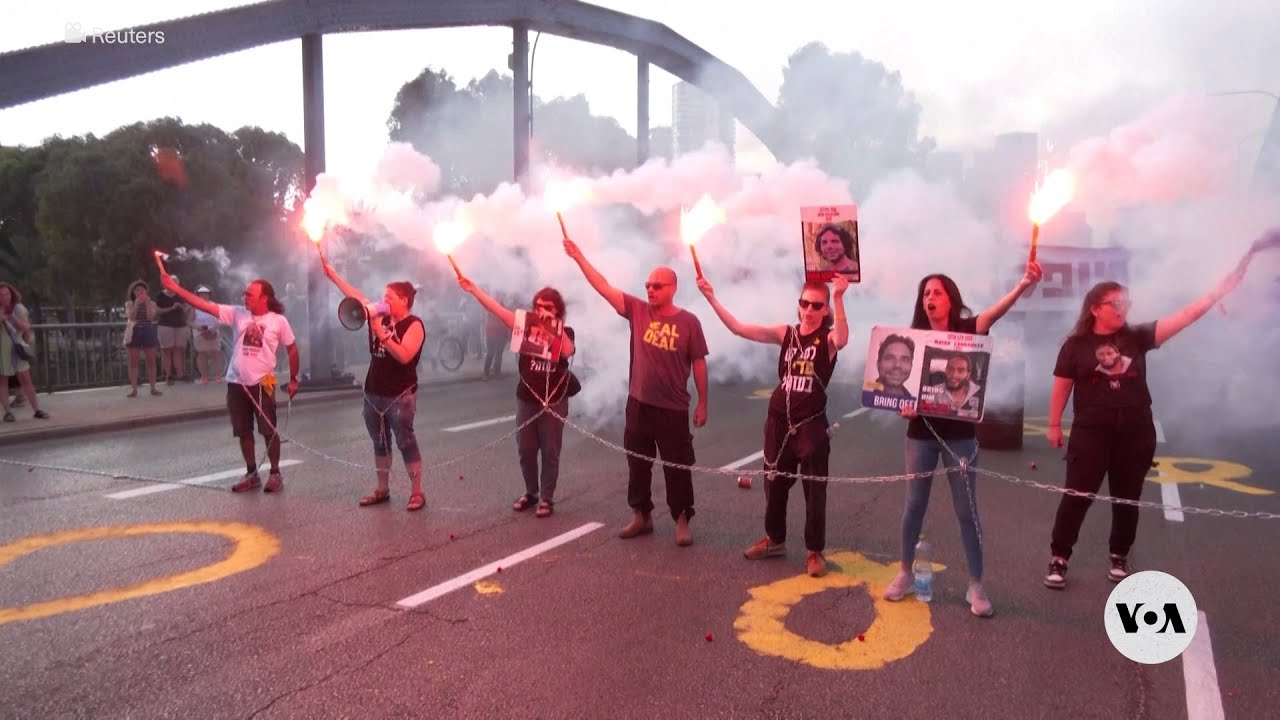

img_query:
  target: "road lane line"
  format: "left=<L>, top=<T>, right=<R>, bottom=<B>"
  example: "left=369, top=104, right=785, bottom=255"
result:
left=443, top=415, right=516, bottom=432
left=843, top=407, right=870, bottom=419
left=1183, top=611, right=1224, bottom=720
left=1154, top=419, right=1166, bottom=443
left=721, top=451, right=764, bottom=470
left=1161, top=482, right=1185, bottom=522
left=105, top=459, right=302, bottom=499
left=395, top=522, right=604, bottom=608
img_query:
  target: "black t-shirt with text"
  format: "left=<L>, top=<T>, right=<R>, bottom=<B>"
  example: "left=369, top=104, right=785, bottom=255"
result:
left=906, top=315, right=983, bottom=440
left=365, top=314, right=425, bottom=397
left=517, top=326, right=576, bottom=405
left=768, top=325, right=837, bottom=423
left=1053, top=322, right=1157, bottom=419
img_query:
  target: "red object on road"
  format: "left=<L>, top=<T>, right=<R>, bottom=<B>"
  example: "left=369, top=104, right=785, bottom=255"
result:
left=737, top=475, right=751, bottom=489
left=704, top=633, right=713, bottom=642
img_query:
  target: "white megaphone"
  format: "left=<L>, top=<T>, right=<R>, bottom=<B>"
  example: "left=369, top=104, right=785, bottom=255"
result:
left=336, top=297, right=390, bottom=331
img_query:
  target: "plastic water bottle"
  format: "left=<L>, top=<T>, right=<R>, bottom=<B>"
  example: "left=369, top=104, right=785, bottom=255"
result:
left=913, top=535, right=934, bottom=602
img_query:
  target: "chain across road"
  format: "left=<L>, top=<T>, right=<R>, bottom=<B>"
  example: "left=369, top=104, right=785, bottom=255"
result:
left=2, top=397, right=1278, bottom=520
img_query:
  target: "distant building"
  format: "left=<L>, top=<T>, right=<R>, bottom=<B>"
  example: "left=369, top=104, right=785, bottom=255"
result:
left=672, top=81, right=734, bottom=158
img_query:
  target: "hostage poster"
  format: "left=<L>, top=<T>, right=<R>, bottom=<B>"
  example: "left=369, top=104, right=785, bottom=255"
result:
left=510, top=308, right=565, bottom=362
left=801, top=205, right=860, bottom=283
left=861, top=326, right=994, bottom=421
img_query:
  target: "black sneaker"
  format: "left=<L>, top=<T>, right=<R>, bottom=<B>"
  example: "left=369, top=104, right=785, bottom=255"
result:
left=1044, top=558, right=1068, bottom=589
left=231, top=472, right=261, bottom=493
left=1108, top=554, right=1130, bottom=583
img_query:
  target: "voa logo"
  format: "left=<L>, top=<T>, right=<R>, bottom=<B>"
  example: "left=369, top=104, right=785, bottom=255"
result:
left=1103, top=571, right=1198, bottom=664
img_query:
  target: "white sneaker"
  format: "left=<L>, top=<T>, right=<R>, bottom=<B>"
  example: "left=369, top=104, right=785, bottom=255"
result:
left=883, top=568, right=914, bottom=601
left=966, top=582, right=994, bottom=618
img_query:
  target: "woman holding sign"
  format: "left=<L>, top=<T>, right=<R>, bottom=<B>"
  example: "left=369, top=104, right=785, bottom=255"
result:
left=459, top=277, right=576, bottom=518
left=1043, top=259, right=1252, bottom=590
left=882, top=261, right=1042, bottom=617
left=698, top=275, right=849, bottom=578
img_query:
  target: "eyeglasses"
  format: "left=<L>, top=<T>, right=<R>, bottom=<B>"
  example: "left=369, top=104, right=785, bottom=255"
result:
left=1100, top=299, right=1131, bottom=311
left=644, top=282, right=669, bottom=290
left=798, top=299, right=826, bottom=311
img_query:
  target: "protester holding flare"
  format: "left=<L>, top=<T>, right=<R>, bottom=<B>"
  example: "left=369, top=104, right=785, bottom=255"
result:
left=564, top=236, right=709, bottom=546
left=1043, top=258, right=1254, bottom=590
left=160, top=273, right=299, bottom=494
left=459, top=275, right=577, bottom=518
left=698, top=275, right=849, bottom=577
left=882, top=260, right=1043, bottom=618
left=320, top=255, right=427, bottom=511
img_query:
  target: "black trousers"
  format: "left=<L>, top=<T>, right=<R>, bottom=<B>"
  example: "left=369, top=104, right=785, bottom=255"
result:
left=762, top=413, right=829, bottom=552
left=624, top=397, right=695, bottom=520
left=1050, top=407, right=1157, bottom=560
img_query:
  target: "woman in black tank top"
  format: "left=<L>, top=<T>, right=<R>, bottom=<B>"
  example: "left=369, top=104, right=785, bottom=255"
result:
left=698, top=275, right=849, bottom=579
left=320, top=257, right=427, bottom=511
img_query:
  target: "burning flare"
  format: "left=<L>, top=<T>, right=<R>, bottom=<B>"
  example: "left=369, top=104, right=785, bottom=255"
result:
left=302, top=193, right=349, bottom=243
left=680, top=194, right=727, bottom=247
left=1028, top=169, right=1076, bottom=226
left=433, top=214, right=474, bottom=279
left=544, top=177, right=592, bottom=239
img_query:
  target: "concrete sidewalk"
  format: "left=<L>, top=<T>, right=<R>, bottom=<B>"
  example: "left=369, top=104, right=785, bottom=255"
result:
left=0, top=363, right=488, bottom=447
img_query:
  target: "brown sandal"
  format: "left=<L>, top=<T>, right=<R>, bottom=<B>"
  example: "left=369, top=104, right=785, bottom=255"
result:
left=535, top=501, right=554, bottom=518
left=406, top=492, right=426, bottom=512
left=359, top=490, right=390, bottom=506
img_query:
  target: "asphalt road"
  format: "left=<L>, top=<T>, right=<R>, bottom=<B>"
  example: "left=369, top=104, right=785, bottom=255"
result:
left=1, top=377, right=1276, bottom=719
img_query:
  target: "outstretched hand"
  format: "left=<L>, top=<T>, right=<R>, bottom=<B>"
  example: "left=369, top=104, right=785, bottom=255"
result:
left=563, top=237, right=583, bottom=262
left=458, top=276, right=476, bottom=294
left=696, top=277, right=714, bottom=298
left=830, top=274, right=849, bottom=297
left=1022, top=260, right=1044, bottom=287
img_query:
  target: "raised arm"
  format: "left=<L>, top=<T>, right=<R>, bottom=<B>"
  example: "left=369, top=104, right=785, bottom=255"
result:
left=828, top=275, right=850, bottom=358
left=159, top=273, right=220, bottom=317
left=976, top=260, right=1043, bottom=334
left=695, top=277, right=785, bottom=345
left=1154, top=258, right=1250, bottom=347
left=457, top=276, right=516, bottom=330
left=319, top=253, right=370, bottom=305
left=563, top=237, right=625, bottom=315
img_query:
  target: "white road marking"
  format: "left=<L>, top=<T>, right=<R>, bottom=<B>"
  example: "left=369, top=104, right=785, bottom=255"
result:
left=105, top=459, right=302, bottom=499
left=843, top=407, right=870, bottom=419
left=720, top=451, right=764, bottom=470
left=395, top=522, right=605, bottom=608
left=1183, top=611, right=1225, bottom=720
left=443, top=415, right=516, bottom=432
left=1161, top=482, right=1185, bottom=523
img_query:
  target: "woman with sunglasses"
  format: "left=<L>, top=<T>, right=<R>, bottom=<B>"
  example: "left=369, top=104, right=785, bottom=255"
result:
left=1043, top=261, right=1251, bottom=590
left=459, top=276, right=577, bottom=518
left=698, top=275, right=849, bottom=577
left=882, top=261, right=1042, bottom=617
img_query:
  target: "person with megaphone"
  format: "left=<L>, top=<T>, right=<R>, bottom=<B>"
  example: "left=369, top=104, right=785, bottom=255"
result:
left=320, top=254, right=428, bottom=511
left=457, top=274, right=577, bottom=519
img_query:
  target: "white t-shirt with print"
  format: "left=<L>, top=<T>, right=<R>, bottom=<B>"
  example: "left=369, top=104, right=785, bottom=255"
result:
left=216, top=305, right=296, bottom=386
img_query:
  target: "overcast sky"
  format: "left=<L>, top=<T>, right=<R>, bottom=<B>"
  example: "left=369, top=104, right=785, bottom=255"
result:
left=2, top=0, right=1277, bottom=178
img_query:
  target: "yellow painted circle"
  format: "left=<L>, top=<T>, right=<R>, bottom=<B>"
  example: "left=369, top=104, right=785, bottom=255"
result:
left=0, top=521, right=279, bottom=626
left=734, top=551, right=936, bottom=670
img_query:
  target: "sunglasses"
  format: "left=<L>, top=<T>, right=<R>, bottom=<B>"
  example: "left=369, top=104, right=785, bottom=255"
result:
left=644, top=282, right=669, bottom=290
left=798, top=299, right=826, bottom=311
left=534, top=302, right=557, bottom=312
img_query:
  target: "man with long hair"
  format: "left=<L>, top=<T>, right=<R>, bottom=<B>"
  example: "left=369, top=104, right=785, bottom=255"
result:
left=161, top=274, right=299, bottom=492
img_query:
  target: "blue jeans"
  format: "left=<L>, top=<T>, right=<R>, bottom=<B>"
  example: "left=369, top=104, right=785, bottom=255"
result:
left=362, top=392, right=420, bottom=464
left=900, top=436, right=983, bottom=580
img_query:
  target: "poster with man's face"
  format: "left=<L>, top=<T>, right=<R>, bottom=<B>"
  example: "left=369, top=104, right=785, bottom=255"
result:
left=802, top=205, right=861, bottom=284
left=861, top=325, right=994, bottom=421
left=510, top=308, right=564, bottom=362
